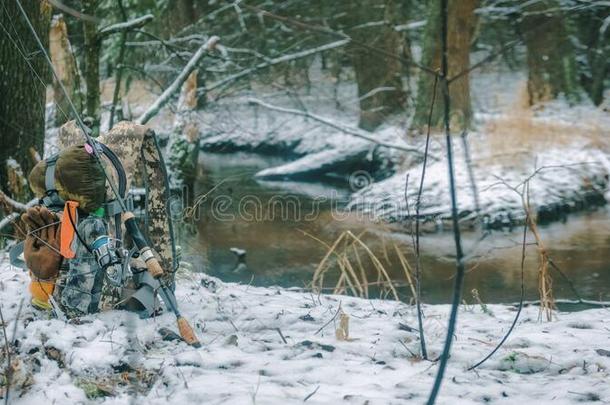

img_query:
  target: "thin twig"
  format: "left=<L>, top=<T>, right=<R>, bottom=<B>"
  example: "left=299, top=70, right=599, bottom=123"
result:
left=0, top=307, right=11, bottom=405
left=408, top=72, right=440, bottom=360
left=97, top=14, right=153, bottom=37
left=548, top=258, right=583, bottom=303
left=303, top=385, right=320, bottom=402
left=314, top=302, right=342, bottom=335
left=240, top=3, right=437, bottom=76
left=276, top=328, right=287, bottom=344
left=468, top=196, right=528, bottom=371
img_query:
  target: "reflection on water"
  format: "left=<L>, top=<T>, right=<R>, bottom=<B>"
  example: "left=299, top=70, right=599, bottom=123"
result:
left=179, top=152, right=610, bottom=304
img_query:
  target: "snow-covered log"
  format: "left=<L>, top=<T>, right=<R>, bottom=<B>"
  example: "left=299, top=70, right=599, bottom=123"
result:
left=255, top=146, right=371, bottom=180
left=137, top=36, right=220, bottom=125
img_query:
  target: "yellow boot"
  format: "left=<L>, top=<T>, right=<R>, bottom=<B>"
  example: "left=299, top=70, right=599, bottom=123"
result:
left=28, top=272, right=55, bottom=311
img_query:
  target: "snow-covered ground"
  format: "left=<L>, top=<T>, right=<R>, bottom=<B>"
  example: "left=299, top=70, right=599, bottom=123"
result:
left=2, top=254, right=609, bottom=404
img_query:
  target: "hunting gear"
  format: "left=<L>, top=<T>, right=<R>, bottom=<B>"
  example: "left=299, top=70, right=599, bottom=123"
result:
left=12, top=1, right=199, bottom=347
left=10, top=121, right=200, bottom=347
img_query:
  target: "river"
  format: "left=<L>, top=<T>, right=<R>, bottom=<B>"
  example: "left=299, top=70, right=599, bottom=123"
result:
left=177, top=151, right=610, bottom=306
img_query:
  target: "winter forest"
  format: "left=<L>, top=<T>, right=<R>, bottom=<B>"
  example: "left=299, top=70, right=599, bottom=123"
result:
left=0, top=0, right=609, bottom=403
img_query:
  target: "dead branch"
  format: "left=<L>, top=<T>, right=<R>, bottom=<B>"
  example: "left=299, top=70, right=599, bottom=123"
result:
left=247, top=98, right=427, bottom=156
left=136, top=36, right=220, bottom=125
left=98, top=14, right=153, bottom=38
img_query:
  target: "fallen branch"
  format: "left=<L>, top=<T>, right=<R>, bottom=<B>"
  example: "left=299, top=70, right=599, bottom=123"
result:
left=137, top=35, right=220, bottom=125
left=247, top=98, right=427, bottom=156
left=206, top=39, right=350, bottom=94
left=98, top=14, right=153, bottom=37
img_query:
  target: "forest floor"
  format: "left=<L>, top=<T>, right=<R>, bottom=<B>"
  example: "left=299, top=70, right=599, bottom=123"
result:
left=2, top=254, right=609, bottom=404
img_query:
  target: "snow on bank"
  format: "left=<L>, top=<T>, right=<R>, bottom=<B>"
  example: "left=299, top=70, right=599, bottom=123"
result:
left=349, top=132, right=609, bottom=227
left=1, top=255, right=609, bottom=404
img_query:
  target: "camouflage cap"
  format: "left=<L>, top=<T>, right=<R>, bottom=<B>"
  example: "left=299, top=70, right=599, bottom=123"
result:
left=29, top=145, right=106, bottom=213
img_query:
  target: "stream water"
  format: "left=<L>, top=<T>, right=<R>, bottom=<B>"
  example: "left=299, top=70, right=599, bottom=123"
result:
left=178, top=151, right=610, bottom=306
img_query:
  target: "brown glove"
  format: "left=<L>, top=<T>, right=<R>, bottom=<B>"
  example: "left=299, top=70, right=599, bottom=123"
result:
left=21, top=206, right=62, bottom=280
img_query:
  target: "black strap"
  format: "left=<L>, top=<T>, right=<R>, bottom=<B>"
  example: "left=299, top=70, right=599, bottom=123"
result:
left=42, top=154, right=65, bottom=209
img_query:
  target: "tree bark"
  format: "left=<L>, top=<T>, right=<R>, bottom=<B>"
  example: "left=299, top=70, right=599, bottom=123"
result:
left=519, top=0, right=580, bottom=106
left=82, top=0, right=101, bottom=134
left=412, top=0, right=479, bottom=132
left=574, top=6, right=609, bottom=106
left=50, top=14, right=82, bottom=127
left=0, top=0, right=51, bottom=196
left=346, top=0, right=408, bottom=131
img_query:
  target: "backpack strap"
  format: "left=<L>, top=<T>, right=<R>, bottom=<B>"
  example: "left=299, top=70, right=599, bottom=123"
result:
left=41, top=155, right=65, bottom=210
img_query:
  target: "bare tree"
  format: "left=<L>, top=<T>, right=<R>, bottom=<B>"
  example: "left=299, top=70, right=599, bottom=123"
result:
left=413, top=0, right=479, bottom=131
left=345, top=0, right=409, bottom=131
left=519, top=0, right=580, bottom=105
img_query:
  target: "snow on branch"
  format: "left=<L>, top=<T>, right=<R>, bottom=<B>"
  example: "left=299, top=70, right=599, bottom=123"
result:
left=137, top=36, right=220, bottom=125
left=0, top=197, right=37, bottom=233
left=247, top=98, right=427, bottom=156
left=98, top=14, right=154, bottom=37
left=205, top=39, right=350, bottom=93
left=394, top=20, right=426, bottom=31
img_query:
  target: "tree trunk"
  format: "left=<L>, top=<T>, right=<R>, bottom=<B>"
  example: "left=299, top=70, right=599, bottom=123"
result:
left=412, top=0, right=479, bottom=132
left=0, top=0, right=51, bottom=196
left=574, top=7, right=609, bottom=106
left=166, top=0, right=198, bottom=34
left=346, top=0, right=408, bottom=131
left=50, top=14, right=82, bottom=127
left=168, top=70, right=199, bottom=187
left=82, top=0, right=101, bottom=134
left=519, top=0, right=580, bottom=106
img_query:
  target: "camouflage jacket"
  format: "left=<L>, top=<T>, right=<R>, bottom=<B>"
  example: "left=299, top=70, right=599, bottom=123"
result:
left=53, top=215, right=115, bottom=318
